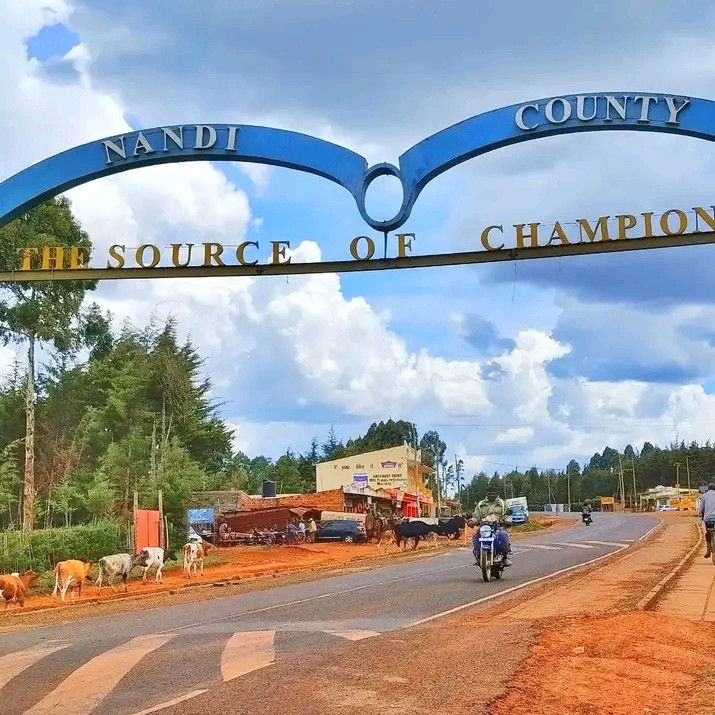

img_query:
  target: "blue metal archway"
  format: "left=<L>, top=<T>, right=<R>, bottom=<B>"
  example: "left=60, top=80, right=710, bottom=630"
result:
left=0, top=91, right=706, bottom=233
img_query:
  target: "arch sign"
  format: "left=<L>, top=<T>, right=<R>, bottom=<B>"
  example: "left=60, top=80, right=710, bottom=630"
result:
left=2, top=91, right=715, bottom=281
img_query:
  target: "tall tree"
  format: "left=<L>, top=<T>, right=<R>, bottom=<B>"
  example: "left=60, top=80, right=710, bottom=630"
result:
left=0, top=198, right=96, bottom=529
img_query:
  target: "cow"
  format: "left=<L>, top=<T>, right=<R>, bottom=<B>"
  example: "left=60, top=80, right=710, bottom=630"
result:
left=183, top=541, right=209, bottom=578
left=391, top=520, right=440, bottom=551
left=436, top=515, right=467, bottom=540
left=96, top=552, right=149, bottom=594
left=139, top=547, right=168, bottom=584
left=52, top=560, right=94, bottom=602
left=0, top=571, right=39, bottom=609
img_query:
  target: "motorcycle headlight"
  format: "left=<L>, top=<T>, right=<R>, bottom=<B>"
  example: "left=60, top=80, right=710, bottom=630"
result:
left=479, top=524, right=493, bottom=537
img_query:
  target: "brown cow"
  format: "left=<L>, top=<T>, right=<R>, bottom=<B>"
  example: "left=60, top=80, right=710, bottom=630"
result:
left=52, top=560, right=93, bottom=602
left=0, top=571, right=39, bottom=609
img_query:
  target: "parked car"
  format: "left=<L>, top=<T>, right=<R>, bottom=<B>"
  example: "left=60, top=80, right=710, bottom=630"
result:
left=657, top=504, right=679, bottom=512
left=315, top=520, right=367, bottom=543
left=509, top=505, right=528, bottom=525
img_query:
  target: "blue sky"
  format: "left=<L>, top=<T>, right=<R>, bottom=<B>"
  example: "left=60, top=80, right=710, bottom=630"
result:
left=5, top=1, right=715, bottom=477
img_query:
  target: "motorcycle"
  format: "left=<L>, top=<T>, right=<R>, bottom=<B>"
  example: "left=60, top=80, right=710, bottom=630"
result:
left=582, top=513, right=593, bottom=526
left=476, top=522, right=506, bottom=582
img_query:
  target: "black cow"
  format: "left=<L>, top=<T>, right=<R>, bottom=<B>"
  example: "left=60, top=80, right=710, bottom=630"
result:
left=392, top=520, right=439, bottom=550
left=436, top=515, right=467, bottom=540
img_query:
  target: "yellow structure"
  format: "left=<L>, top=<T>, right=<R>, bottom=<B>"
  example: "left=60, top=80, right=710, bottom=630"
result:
left=315, top=445, right=434, bottom=517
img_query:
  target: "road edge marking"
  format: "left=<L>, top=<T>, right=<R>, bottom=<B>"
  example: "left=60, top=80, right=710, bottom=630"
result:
left=129, top=690, right=207, bottom=715
left=636, top=523, right=704, bottom=611
left=401, top=545, right=631, bottom=629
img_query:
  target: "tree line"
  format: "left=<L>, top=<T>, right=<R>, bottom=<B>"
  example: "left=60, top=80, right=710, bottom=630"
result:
left=459, top=440, right=715, bottom=511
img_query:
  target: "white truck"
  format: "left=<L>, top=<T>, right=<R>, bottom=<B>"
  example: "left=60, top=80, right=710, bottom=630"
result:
left=505, top=497, right=529, bottom=521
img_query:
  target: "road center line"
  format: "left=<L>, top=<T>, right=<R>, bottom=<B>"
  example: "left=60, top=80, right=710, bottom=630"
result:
left=158, top=563, right=469, bottom=634
left=402, top=545, right=629, bottom=628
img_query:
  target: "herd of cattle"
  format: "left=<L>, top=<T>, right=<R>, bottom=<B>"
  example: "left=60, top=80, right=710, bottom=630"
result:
left=0, top=516, right=467, bottom=611
left=375, top=515, right=467, bottom=551
left=0, top=540, right=209, bottom=610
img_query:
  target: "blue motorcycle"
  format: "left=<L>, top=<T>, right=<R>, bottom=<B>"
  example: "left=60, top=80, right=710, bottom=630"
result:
left=476, top=522, right=506, bottom=582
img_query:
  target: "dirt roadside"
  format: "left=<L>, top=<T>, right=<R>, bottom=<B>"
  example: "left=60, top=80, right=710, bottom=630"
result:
left=0, top=516, right=575, bottom=631
left=166, top=516, right=713, bottom=715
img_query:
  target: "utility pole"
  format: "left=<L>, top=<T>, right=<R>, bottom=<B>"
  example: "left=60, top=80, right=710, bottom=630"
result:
left=686, top=456, right=691, bottom=492
left=566, top=464, right=572, bottom=512
left=618, top=455, right=626, bottom=511
left=631, top=457, right=638, bottom=512
left=674, top=462, right=681, bottom=489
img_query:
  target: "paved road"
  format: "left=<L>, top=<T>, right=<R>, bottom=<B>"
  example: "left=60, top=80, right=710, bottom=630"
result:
left=0, top=513, right=656, bottom=715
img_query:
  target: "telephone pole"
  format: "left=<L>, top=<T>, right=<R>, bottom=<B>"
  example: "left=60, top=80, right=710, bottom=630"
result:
left=674, top=462, right=681, bottom=489
left=618, top=455, right=626, bottom=511
left=631, top=457, right=638, bottom=512
left=686, top=456, right=691, bottom=491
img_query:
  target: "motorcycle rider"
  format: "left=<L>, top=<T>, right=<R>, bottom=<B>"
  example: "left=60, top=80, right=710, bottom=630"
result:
left=582, top=502, right=593, bottom=524
left=700, top=483, right=715, bottom=558
left=470, top=491, right=513, bottom=567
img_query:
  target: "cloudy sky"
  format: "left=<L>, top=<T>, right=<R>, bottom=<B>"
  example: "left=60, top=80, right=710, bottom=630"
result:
left=3, top=0, right=715, bottom=476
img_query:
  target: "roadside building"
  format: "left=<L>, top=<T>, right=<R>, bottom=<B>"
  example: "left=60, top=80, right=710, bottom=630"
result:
left=315, top=444, right=435, bottom=517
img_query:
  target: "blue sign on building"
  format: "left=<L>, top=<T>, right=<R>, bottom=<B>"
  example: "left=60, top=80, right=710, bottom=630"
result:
left=0, top=92, right=706, bottom=234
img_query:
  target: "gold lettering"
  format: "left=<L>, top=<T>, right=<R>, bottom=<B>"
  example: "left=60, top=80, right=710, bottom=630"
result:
left=546, top=221, right=570, bottom=246
left=349, top=236, right=375, bottom=261
left=693, top=206, right=715, bottom=232
left=514, top=223, right=540, bottom=249
left=577, top=216, right=610, bottom=242
left=202, top=243, right=225, bottom=267
left=616, top=214, right=637, bottom=240
left=107, top=244, right=125, bottom=268
left=270, top=240, right=292, bottom=265
left=69, top=246, right=86, bottom=269
left=18, top=247, right=39, bottom=270
left=396, top=233, right=415, bottom=258
left=660, top=209, right=688, bottom=236
left=480, top=225, right=504, bottom=250
left=136, top=244, right=161, bottom=268
left=171, top=243, right=194, bottom=268
left=641, top=212, right=654, bottom=238
left=41, top=247, right=65, bottom=270
left=236, top=241, right=259, bottom=266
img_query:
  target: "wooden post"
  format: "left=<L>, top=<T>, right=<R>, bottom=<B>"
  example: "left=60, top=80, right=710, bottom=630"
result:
left=158, top=489, right=164, bottom=549
left=133, top=490, right=139, bottom=553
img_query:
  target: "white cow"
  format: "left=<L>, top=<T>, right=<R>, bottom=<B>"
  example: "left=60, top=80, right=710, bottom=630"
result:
left=183, top=541, right=209, bottom=578
left=140, top=547, right=166, bottom=584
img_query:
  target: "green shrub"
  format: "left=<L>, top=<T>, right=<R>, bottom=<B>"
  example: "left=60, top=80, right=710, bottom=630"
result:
left=0, top=521, right=126, bottom=573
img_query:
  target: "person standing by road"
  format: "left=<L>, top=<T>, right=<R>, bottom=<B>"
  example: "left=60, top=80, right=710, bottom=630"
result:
left=700, top=483, right=715, bottom=559
left=307, top=517, right=317, bottom=543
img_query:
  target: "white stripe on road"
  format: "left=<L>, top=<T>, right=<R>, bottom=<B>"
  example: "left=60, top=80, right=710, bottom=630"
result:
left=0, top=643, right=70, bottom=691
left=221, top=631, right=275, bottom=681
left=22, top=634, right=174, bottom=715
left=129, top=690, right=208, bottom=715
left=402, top=543, right=630, bottom=628
left=553, top=542, right=595, bottom=549
left=521, top=544, right=561, bottom=550
left=582, top=540, right=630, bottom=548
left=323, top=630, right=381, bottom=641
left=159, top=562, right=469, bottom=634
